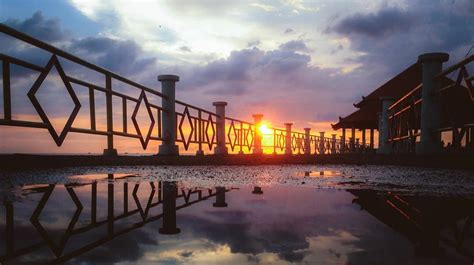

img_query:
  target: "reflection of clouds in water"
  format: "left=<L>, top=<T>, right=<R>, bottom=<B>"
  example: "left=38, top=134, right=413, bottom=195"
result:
left=302, top=230, right=363, bottom=264
left=138, top=230, right=363, bottom=265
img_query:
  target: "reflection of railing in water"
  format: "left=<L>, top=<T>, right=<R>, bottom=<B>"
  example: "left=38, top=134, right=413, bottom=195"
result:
left=0, top=176, right=232, bottom=264
left=349, top=190, right=474, bottom=258
left=0, top=24, right=366, bottom=156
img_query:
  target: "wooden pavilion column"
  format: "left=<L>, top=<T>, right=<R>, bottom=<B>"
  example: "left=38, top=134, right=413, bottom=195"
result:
left=369, top=128, right=374, bottom=149
left=351, top=126, right=356, bottom=152
left=341, top=127, right=346, bottom=152
left=361, top=128, right=366, bottom=147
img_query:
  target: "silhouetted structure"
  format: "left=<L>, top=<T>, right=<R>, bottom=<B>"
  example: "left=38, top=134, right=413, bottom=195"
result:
left=333, top=53, right=474, bottom=155
left=0, top=23, right=364, bottom=157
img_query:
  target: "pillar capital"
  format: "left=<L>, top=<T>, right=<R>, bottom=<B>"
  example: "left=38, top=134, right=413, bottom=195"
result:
left=284, top=122, right=293, bottom=126
left=158, top=74, right=180, bottom=82
left=212, top=101, right=227, bottom=107
left=304, top=128, right=311, bottom=131
left=417, top=52, right=449, bottom=63
left=252, top=113, right=263, bottom=119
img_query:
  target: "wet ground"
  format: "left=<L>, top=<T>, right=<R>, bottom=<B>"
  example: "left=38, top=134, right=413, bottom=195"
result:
left=0, top=165, right=473, bottom=264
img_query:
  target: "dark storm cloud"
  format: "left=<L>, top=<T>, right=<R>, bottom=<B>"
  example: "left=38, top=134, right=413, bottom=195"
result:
left=279, top=40, right=311, bottom=52
left=325, top=3, right=474, bottom=79
left=328, top=8, right=416, bottom=38
left=67, top=36, right=156, bottom=76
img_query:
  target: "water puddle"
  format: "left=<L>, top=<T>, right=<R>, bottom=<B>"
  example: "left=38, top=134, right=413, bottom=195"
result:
left=0, top=171, right=472, bottom=264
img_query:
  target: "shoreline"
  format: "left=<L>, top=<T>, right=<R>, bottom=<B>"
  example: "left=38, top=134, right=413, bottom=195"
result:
left=0, top=153, right=473, bottom=171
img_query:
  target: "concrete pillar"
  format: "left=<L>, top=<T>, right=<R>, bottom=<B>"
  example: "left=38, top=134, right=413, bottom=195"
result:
left=252, top=114, right=263, bottom=154
left=159, top=181, right=180, bottom=234
left=304, top=128, right=311, bottom=155
left=213, top=102, right=228, bottom=155
left=284, top=123, right=293, bottom=155
left=319, top=132, right=325, bottom=154
left=377, top=97, right=395, bottom=154
left=331, top=134, right=337, bottom=154
left=158, top=75, right=180, bottom=156
left=213, top=187, right=228, bottom=207
left=416, top=52, right=449, bottom=155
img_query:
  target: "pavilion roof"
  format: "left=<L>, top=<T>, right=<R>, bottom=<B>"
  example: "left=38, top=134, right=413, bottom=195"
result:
left=331, top=104, right=379, bottom=130
left=332, top=62, right=422, bottom=130
left=354, top=63, right=422, bottom=108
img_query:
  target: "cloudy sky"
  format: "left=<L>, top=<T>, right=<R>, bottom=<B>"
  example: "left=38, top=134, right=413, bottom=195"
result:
left=0, top=0, right=473, bottom=153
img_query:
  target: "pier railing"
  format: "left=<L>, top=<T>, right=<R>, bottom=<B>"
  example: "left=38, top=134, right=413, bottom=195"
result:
left=0, top=24, right=367, bottom=156
left=387, top=54, right=474, bottom=153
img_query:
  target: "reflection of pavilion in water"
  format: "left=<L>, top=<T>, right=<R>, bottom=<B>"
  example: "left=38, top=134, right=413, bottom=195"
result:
left=0, top=174, right=232, bottom=264
left=349, top=190, right=474, bottom=259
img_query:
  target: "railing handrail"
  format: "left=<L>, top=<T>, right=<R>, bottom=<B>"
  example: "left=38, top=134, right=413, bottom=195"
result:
left=435, top=54, right=474, bottom=79
left=388, top=83, right=422, bottom=111
left=0, top=23, right=166, bottom=98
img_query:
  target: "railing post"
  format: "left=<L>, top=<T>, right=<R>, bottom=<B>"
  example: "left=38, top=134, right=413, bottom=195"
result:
left=377, top=97, right=395, bottom=154
left=284, top=123, right=293, bottom=155
left=158, top=75, right=180, bottom=156
left=319, top=132, right=325, bottom=154
left=103, top=75, right=118, bottom=156
left=416, top=52, right=449, bottom=155
left=253, top=114, right=264, bottom=154
left=196, top=110, right=204, bottom=156
left=304, top=128, right=311, bottom=155
left=3, top=59, right=11, bottom=121
left=238, top=122, right=244, bottom=154
left=331, top=134, right=337, bottom=154
left=213, top=102, right=228, bottom=155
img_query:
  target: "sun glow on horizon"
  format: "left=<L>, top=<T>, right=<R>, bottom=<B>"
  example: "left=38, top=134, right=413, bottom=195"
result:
left=259, top=123, right=273, bottom=135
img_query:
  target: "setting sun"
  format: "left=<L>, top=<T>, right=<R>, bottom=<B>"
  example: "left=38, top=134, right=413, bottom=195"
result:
left=259, top=123, right=273, bottom=135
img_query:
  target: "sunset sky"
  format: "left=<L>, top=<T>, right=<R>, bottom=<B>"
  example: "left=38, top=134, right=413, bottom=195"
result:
left=0, top=0, right=473, bottom=154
